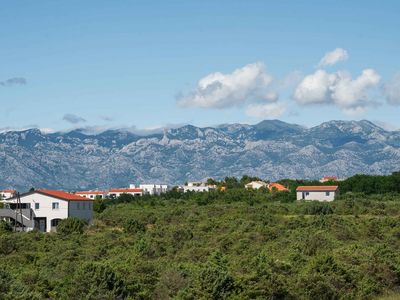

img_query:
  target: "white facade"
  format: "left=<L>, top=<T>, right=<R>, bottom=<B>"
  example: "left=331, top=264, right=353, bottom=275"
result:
left=245, top=181, right=268, bottom=190
left=0, top=190, right=16, bottom=200
left=75, top=191, right=107, bottom=199
left=2, top=190, right=93, bottom=232
left=182, top=185, right=216, bottom=193
left=296, top=186, right=339, bottom=201
left=107, top=188, right=143, bottom=198
left=130, top=184, right=170, bottom=195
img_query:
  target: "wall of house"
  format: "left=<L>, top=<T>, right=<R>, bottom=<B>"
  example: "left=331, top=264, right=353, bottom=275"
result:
left=7, top=194, right=69, bottom=232
left=296, top=191, right=337, bottom=201
left=68, top=201, right=93, bottom=224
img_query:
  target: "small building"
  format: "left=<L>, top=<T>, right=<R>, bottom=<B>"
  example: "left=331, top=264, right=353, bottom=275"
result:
left=268, top=183, right=289, bottom=192
left=0, top=189, right=17, bottom=200
left=107, top=188, right=143, bottom=198
left=182, top=183, right=216, bottom=193
left=75, top=190, right=107, bottom=199
left=0, top=189, right=93, bottom=232
left=132, top=184, right=170, bottom=195
left=245, top=181, right=268, bottom=190
left=320, top=176, right=338, bottom=183
left=296, top=186, right=339, bottom=201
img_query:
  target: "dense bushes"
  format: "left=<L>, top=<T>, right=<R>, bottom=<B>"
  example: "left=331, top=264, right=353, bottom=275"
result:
left=1, top=192, right=400, bottom=298
left=56, top=217, right=87, bottom=235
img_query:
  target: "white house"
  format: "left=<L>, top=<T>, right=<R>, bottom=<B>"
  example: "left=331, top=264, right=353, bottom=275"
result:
left=107, top=188, right=143, bottom=198
left=130, top=184, right=170, bottom=195
left=0, top=189, right=93, bottom=232
left=296, top=186, right=339, bottom=201
left=182, top=183, right=216, bottom=193
left=0, top=189, right=16, bottom=200
left=75, top=190, right=107, bottom=199
left=245, top=181, right=268, bottom=190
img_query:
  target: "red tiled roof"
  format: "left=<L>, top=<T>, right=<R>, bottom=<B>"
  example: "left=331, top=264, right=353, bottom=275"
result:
left=109, top=188, right=143, bottom=193
left=37, top=189, right=93, bottom=201
left=1, top=189, right=16, bottom=193
left=296, top=186, right=339, bottom=192
left=322, top=176, right=338, bottom=181
left=268, top=183, right=288, bottom=192
left=75, top=191, right=105, bottom=195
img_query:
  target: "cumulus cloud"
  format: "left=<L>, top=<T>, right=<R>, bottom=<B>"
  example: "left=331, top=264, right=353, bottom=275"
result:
left=384, top=73, right=400, bottom=105
left=293, top=68, right=381, bottom=114
left=177, top=62, right=275, bottom=108
left=318, top=48, right=349, bottom=67
left=0, top=77, right=27, bottom=86
left=63, top=114, right=86, bottom=124
left=245, top=102, right=286, bottom=118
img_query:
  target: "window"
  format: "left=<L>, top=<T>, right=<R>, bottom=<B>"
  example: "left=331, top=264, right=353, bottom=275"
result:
left=305, top=192, right=310, bottom=196
left=52, top=202, right=59, bottom=210
left=51, top=219, right=61, bottom=227
left=325, top=192, right=330, bottom=196
left=35, top=203, right=40, bottom=210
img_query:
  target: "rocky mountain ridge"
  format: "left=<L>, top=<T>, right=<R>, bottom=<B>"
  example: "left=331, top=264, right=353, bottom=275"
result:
left=1, top=120, right=400, bottom=190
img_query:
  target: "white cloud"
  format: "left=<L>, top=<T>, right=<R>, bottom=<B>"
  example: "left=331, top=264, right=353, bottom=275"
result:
left=177, top=62, right=275, bottom=108
left=293, top=68, right=381, bottom=114
left=245, top=102, right=286, bottom=118
left=384, top=73, right=400, bottom=105
left=293, top=70, right=337, bottom=105
left=318, top=48, right=349, bottom=67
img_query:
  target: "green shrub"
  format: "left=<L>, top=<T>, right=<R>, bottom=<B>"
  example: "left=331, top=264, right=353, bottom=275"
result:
left=124, top=219, right=146, bottom=234
left=56, top=217, right=87, bottom=235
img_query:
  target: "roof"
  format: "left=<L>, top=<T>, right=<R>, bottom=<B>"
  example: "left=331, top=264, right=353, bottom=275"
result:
left=296, top=186, right=339, bottom=192
left=75, top=191, right=106, bottom=195
left=109, top=188, right=143, bottom=193
left=37, top=190, right=93, bottom=201
left=1, top=189, right=16, bottom=193
left=268, top=183, right=288, bottom=192
left=321, top=176, right=338, bottom=181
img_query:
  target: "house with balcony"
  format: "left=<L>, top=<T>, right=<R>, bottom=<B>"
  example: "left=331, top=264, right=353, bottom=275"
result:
left=0, top=189, right=93, bottom=232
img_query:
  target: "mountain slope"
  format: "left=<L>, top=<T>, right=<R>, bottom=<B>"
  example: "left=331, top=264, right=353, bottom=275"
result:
left=1, top=120, right=400, bottom=190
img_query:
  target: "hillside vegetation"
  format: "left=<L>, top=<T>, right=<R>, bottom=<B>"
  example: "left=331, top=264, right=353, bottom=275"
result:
left=1, top=188, right=400, bottom=299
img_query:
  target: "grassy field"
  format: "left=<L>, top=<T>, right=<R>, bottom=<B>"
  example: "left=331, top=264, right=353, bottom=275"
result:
left=1, top=192, right=400, bottom=299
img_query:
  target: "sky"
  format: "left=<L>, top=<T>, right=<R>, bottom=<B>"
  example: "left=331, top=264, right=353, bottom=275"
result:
left=1, top=0, right=400, bottom=133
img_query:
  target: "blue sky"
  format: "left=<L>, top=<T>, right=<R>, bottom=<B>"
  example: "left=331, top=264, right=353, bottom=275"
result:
left=1, top=0, right=400, bottom=132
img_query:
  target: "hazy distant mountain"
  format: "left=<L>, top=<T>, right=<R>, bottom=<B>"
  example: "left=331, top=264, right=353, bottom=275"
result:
left=1, top=120, right=400, bottom=190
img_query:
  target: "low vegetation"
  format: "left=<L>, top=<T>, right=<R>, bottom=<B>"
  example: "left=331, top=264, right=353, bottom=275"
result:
left=1, top=174, right=400, bottom=299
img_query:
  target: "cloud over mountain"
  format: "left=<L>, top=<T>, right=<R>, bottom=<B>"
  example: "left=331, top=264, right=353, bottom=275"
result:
left=293, top=68, right=381, bottom=114
left=177, top=62, right=275, bottom=108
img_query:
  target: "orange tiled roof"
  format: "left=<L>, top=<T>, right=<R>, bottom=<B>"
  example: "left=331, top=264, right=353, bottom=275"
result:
left=268, top=183, right=288, bottom=192
left=1, top=189, right=16, bottom=193
left=37, top=189, right=93, bottom=201
left=75, top=191, right=106, bottom=195
left=296, top=186, right=339, bottom=192
left=322, top=176, right=338, bottom=181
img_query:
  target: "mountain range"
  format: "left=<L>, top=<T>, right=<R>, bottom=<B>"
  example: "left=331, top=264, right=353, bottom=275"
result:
left=1, top=120, right=400, bottom=191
